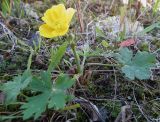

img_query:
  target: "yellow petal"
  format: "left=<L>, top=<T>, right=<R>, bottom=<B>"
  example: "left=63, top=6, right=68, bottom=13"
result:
left=66, top=8, right=76, bottom=24
left=39, top=4, right=75, bottom=38
left=55, top=24, right=69, bottom=36
left=42, top=8, right=55, bottom=28
left=51, top=4, right=67, bottom=19
left=42, top=4, right=67, bottom=28
left=39, top=24, right=56, bottom=38
left=39, top=24, right=69, bottom=38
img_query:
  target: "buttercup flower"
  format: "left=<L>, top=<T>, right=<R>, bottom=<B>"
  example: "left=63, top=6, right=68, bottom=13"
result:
left=39, top=4, right=76, bottom=38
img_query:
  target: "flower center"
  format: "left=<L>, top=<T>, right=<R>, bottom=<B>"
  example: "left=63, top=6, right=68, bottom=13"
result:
left=52, top=20, right=68, bottom=31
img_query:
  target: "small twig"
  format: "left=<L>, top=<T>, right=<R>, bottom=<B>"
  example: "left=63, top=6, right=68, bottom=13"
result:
left=76, top=76, right=87, bottom=98
left=113, top=66, right=118, bottom=100
left=87, top=70, right=118, bottom=72
left=109, top=0, right=115, bottom=10
left=49, top=113, right=56, bottom=122
left=86, top=63, right=119, bottom=67
left=89, top=98, right=121, bottom=102
left=133, top=86, right=151, bottom=122
left=75, top=0, right=84, bottom=33
left=115, top=105, right=131, bottom=122
left=9, top=0, right=13, bottom=15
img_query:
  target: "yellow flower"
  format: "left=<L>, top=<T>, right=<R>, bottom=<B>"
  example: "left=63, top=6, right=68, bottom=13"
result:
left=39, top=4, right=76, bottom=38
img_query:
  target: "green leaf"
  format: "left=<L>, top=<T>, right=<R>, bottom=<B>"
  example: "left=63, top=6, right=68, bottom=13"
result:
left=54, top=74, right=75, bottom=90
left=121, top=66, right=135, bottom=80
left=122, top=66, right=151, bottom=80
left=0, top=115, right=22, bottom=121
left=96, top=27, right=106, bottom=38
left=21, top=91, right=51, bottom=120
left=28, top=71, right=52, bottom=92
left=139, top=22, right=160, bottom=35
left=21, top=73, right=75, bottom=120
left=27, top=48, right=33, bottom=70
left=41, top=71, right=52, bottom=86
left=48, top=42, right=68, bottom=73
left=116, top=47, right=133, bottom=64
left=153, top=0, right=160, bottom=15
left=48, top=91, right=66, bottom=109
left=133, top=51, right=156, bottom=67
left=101, top=40, right=109, bottom=48
left=116, top=48, right=156, bottom=80
left=1, top=0, right=10, bottom=17
left=1, top=70, right=32, bottom=103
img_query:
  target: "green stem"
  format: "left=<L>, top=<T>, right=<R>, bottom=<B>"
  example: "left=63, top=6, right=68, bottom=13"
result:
left=27, top=47, right=33, bottom=70
left=86, top=63, right=120, bottom=67
left=63, top=103, right=80, bottom=111
left=71, top=43, right=81, bottom=74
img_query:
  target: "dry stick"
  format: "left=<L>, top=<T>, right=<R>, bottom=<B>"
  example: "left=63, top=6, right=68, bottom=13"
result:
left=133, top=86, right=151, bottom=122
left=49, top=113, right=56, bottom=122
left=122, top=105, right=130, bottom=122
left=75, top=0, right=84, bottom=33
left=88, top=70, right=118, bottom=72
left=76, top=76, right=87, bottom=98
left=9, top=0, right=13, bottom=15
left=115, top=105, right=131, bottom=122
left=109, top=0, right=115, bottom=10
left=113, top=65, right=118, bottom=99
left=132, top=0, right=150, bottom=35
left=82, top=0, right=89, bottom=13
left=0, top=12, right=5, bottom=22
left=106, top=58, right=118, bottom=99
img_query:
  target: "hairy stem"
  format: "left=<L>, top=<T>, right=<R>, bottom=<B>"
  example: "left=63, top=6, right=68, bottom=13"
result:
left=71, top=43, right=81, bottom=74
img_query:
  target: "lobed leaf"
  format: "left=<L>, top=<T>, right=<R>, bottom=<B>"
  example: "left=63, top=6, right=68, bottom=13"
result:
left=1, top=70, right=32, bottom=103
left=54, top=74, right=75, bottom=90
left=21, top=72, right=75, bottom=120
left=116, top=48, right=156, bottom=80
left=48, top=42, right=68, bottom=73
left=48, top=91, right=66, bottom=109
left=21, top=91, right=51, bottom=120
